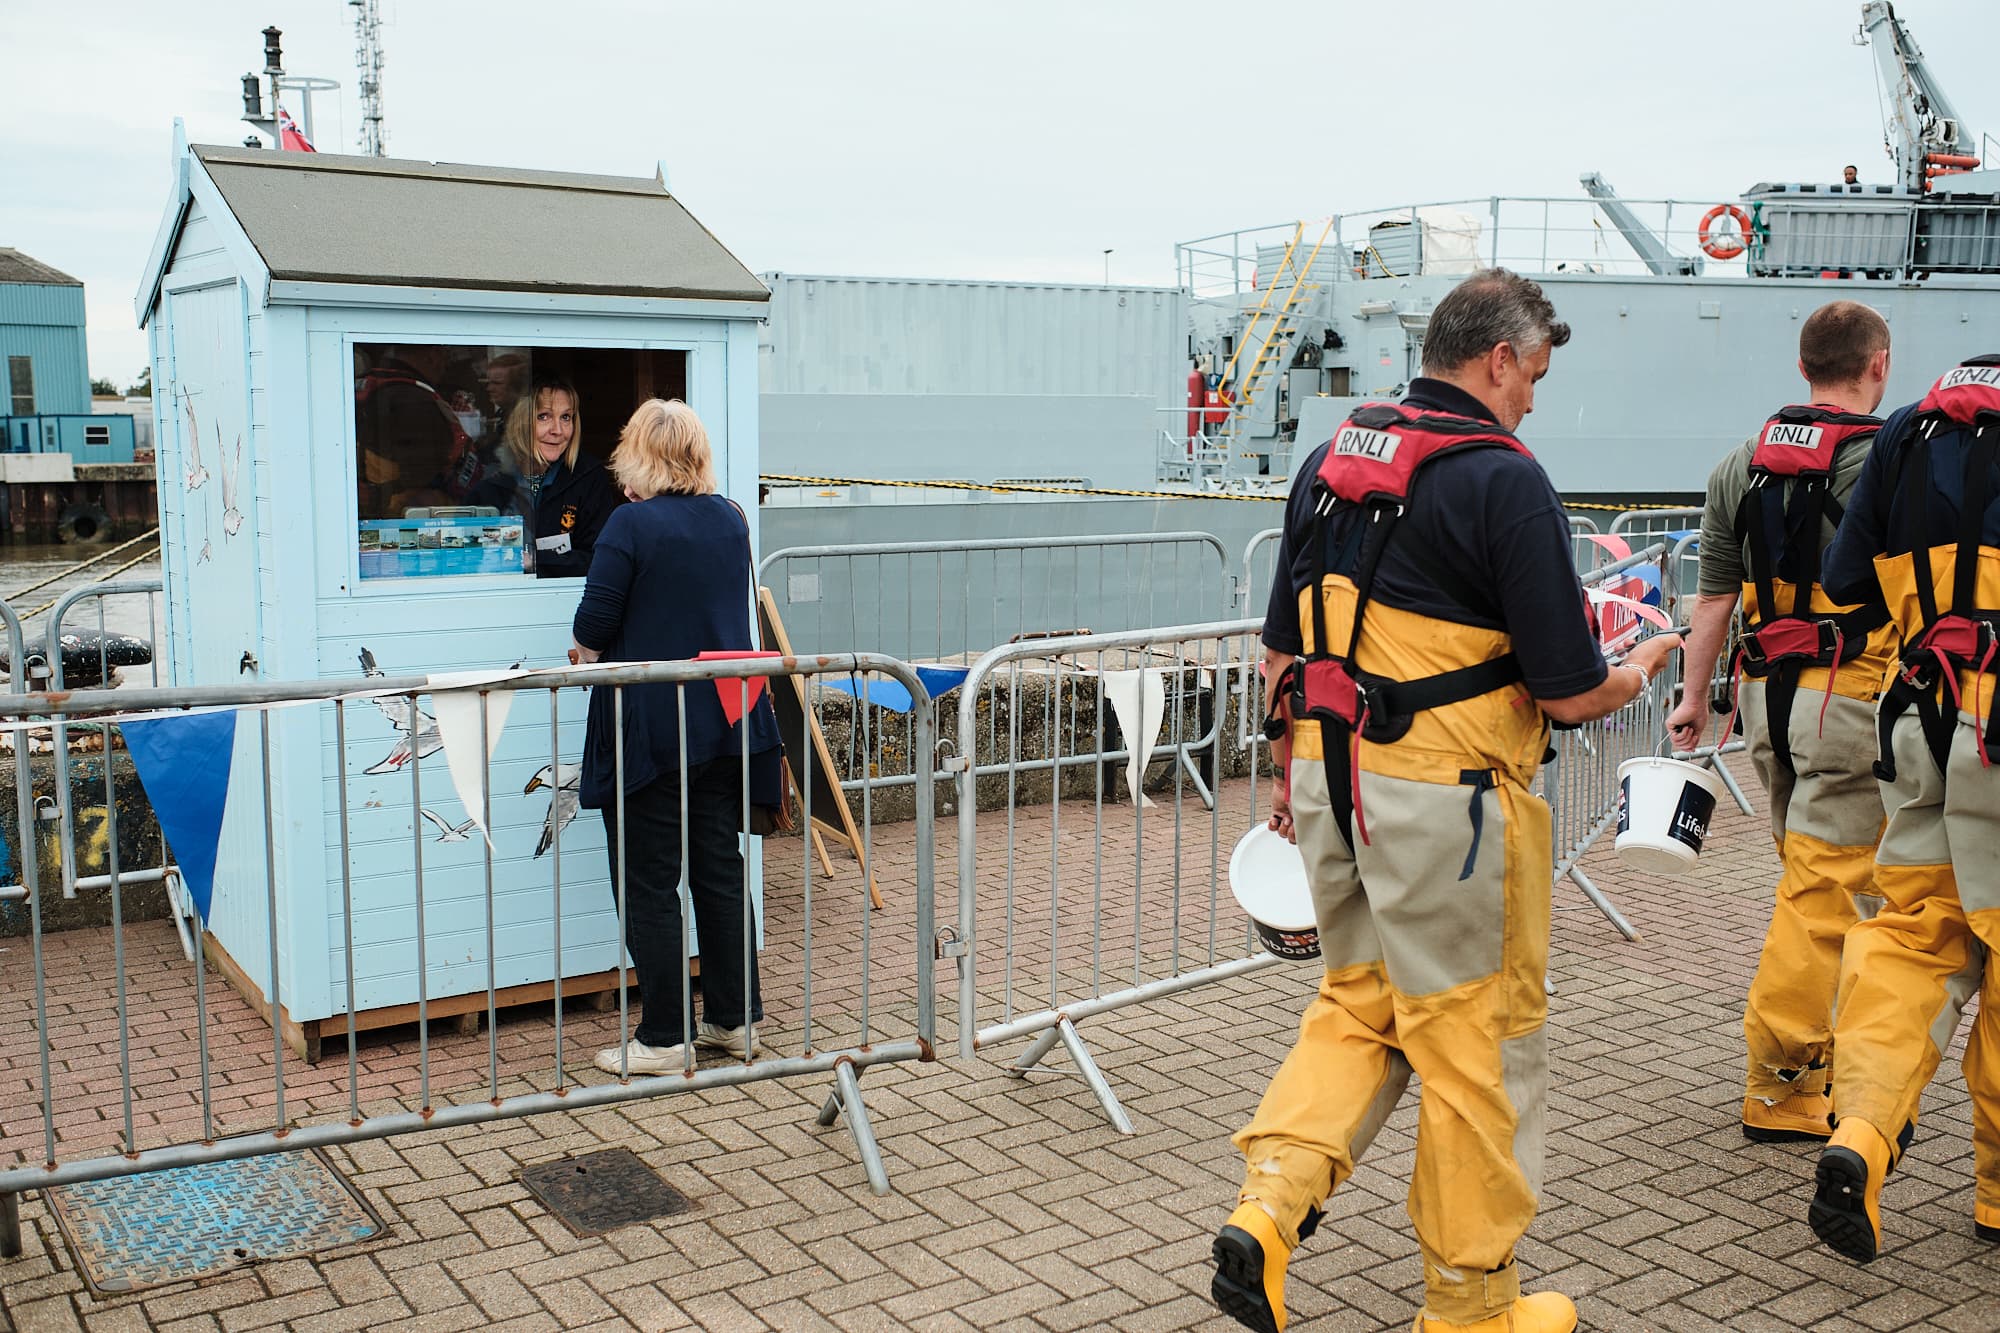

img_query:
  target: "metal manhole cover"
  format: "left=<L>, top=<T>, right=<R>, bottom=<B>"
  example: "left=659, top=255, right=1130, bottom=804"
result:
left=42, top=1149, right=387, bottom=1296
left=519, top=1147, right=691, bottom=1237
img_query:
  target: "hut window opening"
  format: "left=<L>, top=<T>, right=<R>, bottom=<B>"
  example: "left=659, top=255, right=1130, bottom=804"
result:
left=353, top=342, right=688, bottom=580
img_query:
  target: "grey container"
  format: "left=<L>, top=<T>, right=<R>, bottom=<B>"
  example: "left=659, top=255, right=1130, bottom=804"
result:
left=757, top=273, right=1188, bottom=409
left=1914, top=201, right=2000, bottom=272
left=1360, top=219, right=1423, bottom=279
left=1745, top=184, right=1916, bottom=274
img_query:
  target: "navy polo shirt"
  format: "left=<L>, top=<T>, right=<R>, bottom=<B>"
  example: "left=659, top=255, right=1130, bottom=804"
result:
left=1823, top=398, right=2000, bottom=607
left=1262, top=378, right=1607, bottom=701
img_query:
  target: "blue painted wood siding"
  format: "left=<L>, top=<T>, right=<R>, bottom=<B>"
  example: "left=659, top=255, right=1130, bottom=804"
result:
left=0, top=282, right=91, bottom=415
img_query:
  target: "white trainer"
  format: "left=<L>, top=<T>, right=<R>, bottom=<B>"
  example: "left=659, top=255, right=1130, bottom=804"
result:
left=594, top=1039, right=690, bottom=1076
left=695, top=1023, right=762, bottom=1056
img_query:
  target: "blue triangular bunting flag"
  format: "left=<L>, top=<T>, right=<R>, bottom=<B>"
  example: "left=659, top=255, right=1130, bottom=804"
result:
left=120, top=711, right=238, bottom=924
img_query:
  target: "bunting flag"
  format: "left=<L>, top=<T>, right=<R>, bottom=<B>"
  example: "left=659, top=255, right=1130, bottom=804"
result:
left=426, top=671, right=524, bottom=847
left=1101, top=669, right=1167, bottom=809
left=119, top=711, right=239, bottom=924
left=694, top=651, right=781, bottom=724
left=816, top=665, right=971, bottom=713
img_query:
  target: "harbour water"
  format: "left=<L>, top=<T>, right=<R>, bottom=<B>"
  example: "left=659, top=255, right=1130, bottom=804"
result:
left=0, top=544, right=164, bottom=683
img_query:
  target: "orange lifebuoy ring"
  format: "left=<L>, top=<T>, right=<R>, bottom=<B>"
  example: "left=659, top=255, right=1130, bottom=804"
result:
left=1699, top=204, right=1751, bottom=260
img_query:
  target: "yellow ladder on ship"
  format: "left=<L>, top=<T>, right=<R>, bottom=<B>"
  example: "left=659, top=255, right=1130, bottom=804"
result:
left=1216, top=219, right=1335, bottom=430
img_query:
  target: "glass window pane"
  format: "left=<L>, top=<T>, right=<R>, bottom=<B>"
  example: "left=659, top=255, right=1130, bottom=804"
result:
left=352, top=343, right=687, bottom=582
left=7, top=357, right=32, bottom=416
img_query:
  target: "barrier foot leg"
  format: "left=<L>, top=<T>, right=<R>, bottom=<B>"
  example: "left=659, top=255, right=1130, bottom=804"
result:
left=0, top=1191, right=21, bottom=1259
left=825, top=1062, right=891, bottom=1196
left=1569, top=867, right=1642, bottom=943
left=1007, top=1025, right=1063, bottom=1078
left=1179, top=750, right=1216, bottom=812
left=1056, top=1017, right=1135, bottom=1136
left=1709, top=753, right=1754, bottom=816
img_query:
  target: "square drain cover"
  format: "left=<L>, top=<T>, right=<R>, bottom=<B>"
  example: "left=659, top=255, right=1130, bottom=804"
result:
left=43, top=1149, right=386, bottom=1296
left=519, top=1147, right=691, bottom=1236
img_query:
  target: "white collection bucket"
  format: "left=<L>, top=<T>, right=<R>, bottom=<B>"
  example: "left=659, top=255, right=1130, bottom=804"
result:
left=1228, top=824, right=1320, bottom=960
left=1615, top=755, right=1725, bottom=874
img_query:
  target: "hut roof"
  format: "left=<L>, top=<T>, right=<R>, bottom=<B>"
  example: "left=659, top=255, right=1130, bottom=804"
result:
left=189, top=146, right=768, bottom=303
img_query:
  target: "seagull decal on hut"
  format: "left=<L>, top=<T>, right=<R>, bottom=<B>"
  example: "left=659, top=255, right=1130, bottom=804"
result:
left=220, top=431, right=244, bottom=537
left=181, top=387, right=209, bottom=492
left=418, top=807, right=476, bottom=843
left=356, top=647, right=442, bottom=775
left=524, top=761, right=581, bottom=858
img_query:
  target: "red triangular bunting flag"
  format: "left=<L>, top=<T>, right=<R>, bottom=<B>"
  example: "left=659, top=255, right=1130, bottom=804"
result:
left=694, top=650, right=782, bottom=724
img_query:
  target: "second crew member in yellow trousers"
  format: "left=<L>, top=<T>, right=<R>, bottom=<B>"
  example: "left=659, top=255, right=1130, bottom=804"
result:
left=1808, top=353, right=2000, bottom=1261
left=1212, top=270, right=1680, bottom=1333
left=1667, top=302, right=1898, bottom=1143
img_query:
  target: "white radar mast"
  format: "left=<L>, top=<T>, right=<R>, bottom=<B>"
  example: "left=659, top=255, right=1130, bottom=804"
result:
left=349, top=0, right=386, bottom=156
left=1859, top=1, right=1978, bottom=191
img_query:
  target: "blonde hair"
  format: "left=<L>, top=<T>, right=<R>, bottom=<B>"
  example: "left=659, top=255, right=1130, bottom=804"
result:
left=612, top=399, right=716, bottom=498
left=504, top=381, right=582, bottom=475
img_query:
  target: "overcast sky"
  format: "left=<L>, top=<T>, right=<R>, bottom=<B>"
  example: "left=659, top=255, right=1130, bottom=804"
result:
left=4, top=0, right=1988, bottom=387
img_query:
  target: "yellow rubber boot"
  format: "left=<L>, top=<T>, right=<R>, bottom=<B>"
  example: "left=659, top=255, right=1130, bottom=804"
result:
left=1810, top=1118, right=1894, bottom=1261
left=1742, top=1087, right=1833, bottom=1143
left=1412, top=1291, right=1577, bottom=1332
left=1213, top=1202, right=1292, bottom=1333
left=1976, top=1201, right=2000, bottom=1244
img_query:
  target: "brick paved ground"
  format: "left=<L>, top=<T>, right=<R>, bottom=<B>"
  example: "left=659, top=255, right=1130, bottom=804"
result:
left=1, top=761, right=1996, bottom=1331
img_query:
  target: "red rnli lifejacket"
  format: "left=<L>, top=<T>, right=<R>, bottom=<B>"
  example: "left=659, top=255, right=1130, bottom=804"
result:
left=1874, top=356, right=2000, bottom=775
left=1726, top=403, right=1889, bottom=772
left=1276, top=403, right=1534, bottom=845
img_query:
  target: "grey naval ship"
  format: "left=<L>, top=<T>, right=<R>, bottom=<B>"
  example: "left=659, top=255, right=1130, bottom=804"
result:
left=760, top=2, right=2000, bottom=577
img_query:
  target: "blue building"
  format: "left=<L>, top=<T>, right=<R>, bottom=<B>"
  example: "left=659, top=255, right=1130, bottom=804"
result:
left=0, top=248, right=136, bottom=464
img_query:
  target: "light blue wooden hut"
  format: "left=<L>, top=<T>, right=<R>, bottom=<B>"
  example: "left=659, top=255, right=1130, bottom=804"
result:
left=135, top=128, right=771, bottom=1057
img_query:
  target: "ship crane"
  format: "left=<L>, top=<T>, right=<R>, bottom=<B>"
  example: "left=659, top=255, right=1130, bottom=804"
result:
left=1860, top=1, right=1978, bottom=191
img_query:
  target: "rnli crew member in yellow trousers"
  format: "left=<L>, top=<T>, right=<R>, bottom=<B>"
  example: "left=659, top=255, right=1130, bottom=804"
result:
left=1666, top=301, right=1897, bottom=1143
left=1213, top=269, right=1680, bottom=1333
left=1807, top=353, right=2000, bottom=1261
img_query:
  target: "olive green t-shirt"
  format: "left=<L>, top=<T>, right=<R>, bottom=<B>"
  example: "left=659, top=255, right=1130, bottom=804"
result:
left=1696, top=433, right=1875, bottom=598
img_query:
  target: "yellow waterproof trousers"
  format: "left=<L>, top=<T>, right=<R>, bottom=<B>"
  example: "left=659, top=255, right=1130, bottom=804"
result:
left=1740, top=683, right=1885, bottom=1106
left=1234, top=758, right=1550, bottom=1325
left=1833, top=713, right=2000, bottom=1219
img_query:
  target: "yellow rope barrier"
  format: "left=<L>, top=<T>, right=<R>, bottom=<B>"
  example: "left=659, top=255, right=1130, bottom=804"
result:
left=760, top=474, right=1695, bottom=513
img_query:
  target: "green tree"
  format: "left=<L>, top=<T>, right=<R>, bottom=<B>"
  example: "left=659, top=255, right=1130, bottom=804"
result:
left=125, top=367, right=152, bottom=398
left=89, top=377, right=119, bottom=397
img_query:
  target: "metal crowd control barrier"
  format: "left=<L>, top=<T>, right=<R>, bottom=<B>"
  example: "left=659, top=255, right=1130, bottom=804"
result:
left=951, top=619, right=1280, bottom=1133
left=1543, top=546, right=1675, bottom=941
left=756, top=532, right=1233, bottom=663
left=32, top=581, right=179, bottom=928
left=1656, top=528, right=1752, bottom=808
left=1234, top=528, right=1284, bottom=750
left=1607, top=506, right=1705, bottom=547
left=759, top=533, right=1233, bottom=806
left=0, top=651, right=936, bottom=1254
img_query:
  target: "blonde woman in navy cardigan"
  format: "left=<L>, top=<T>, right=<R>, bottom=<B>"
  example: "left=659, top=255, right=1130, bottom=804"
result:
left=572, top=399, right=782, bottom=1075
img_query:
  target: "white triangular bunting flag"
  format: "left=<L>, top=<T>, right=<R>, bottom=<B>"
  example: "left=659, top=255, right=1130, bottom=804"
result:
left=427, top=670, right=524, bottom=846
left=1103, top=668, right=1167, bottom=809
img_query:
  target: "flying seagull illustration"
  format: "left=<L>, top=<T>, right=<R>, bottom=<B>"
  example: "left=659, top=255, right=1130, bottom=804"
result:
left=418, top=807, right=476, bottom=843
left=524, top=761, right=581, bottom=858
left=181, top=387, right=208, bottom=492
left=357, top=647, right=441, bottom=775
left=220, top=430, right=243, bottom=537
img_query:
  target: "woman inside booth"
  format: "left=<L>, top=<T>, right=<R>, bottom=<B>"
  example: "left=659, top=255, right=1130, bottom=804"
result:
left=487, top=375, right=623, bottom=578
left=570, top=399, right=784, bottom=1076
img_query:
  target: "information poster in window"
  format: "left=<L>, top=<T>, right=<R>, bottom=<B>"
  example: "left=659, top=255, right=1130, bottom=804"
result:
left=359, top=513, right=525, bottom=579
